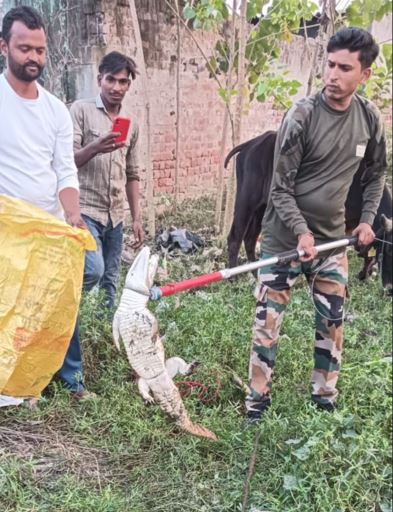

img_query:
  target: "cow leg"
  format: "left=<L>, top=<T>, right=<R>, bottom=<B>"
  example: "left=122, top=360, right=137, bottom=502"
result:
left=244, top=222, right=258, bottom=263
left=244, top=208, right=265, bottom=263
left=227, top=220, right=244, bottom=268
left=227, top=202, right=256, bottom=267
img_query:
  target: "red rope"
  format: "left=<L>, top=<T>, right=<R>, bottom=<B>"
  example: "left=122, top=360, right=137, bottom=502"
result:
left=176, top=373, right=221, bottom=404
left=130, top=368, right=222, bottom=405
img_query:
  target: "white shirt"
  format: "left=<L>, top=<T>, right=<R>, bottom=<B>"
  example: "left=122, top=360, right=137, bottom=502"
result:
left=0, top=74, right=79, bottom=220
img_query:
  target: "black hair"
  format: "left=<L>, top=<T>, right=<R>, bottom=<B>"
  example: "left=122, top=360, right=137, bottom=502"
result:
left=327, top=27, right=379, bottom=69
left=1, top=5, right=45, bottom=43
left=98, top=51, right=138, bottom=80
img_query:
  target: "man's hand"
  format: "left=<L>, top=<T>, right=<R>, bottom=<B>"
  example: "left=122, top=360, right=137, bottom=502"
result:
left=59, top=188, right=86, bottom=229
left=74, top=132, right=125, bottom=168
left=64, top=209, right=86, bottom=229
left=297, top=232, right=317, bottom=262
left=92, top=131, right=125, bottom=155
left=126, top=180, right=143, bottom=249
left=132, top=219, right=144, bottom=249
left=352, top=222, right=375, bottom=248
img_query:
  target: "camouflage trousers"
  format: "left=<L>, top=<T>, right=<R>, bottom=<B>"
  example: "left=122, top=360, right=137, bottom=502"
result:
left=246, top=250, right=348, bottom=413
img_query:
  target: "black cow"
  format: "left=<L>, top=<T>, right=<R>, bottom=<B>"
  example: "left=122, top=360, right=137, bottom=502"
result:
left=345, top=169, right=392, bottom=292
left=225, top=132, right=393, bottom=293
left=225, top=131, right=276, bottom=267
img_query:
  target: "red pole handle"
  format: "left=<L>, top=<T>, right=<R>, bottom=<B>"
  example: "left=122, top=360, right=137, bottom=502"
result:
left=158, top=271, right=223, bottom=298
left=148, top=236, right=358, bottom=300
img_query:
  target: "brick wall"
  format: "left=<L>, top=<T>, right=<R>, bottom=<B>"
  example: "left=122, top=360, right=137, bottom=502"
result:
left=121, top=1, right=315, bottom=201
left=1, top=2, right=389, bottom=211
left=49, top=0, right=302, bottom=206
left=0, top=0, right=316, bottom=206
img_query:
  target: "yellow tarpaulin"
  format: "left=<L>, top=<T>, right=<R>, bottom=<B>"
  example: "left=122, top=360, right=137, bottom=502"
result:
left=0, top=195, right=96, bottom=398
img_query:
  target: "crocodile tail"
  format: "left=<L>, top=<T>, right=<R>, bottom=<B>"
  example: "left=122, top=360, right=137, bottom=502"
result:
left=178, top=418, right=218, bottom=441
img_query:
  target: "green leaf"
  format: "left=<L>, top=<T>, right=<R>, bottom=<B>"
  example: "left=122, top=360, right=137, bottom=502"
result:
left=248, top=71, right=259, bottom=85
left=256, top=81, right=267, bottom=96
left=293, top=444, right=311, bottom=461
left=218, top=58, right=229, bottom=74
left=203, top=19, right=215, bottom=31
left=182, top=5, right=196, bottom=20
left=283, top=474, right=299, bottom=491
left=218, top=87, right=235, bottom=104
left=342, top=429, right=358, bottom=439
left=206, top=57, right=219, bottom=77
left=346, top=0, right=391, bottom=27
left=193, top=17, right=202, bottom=29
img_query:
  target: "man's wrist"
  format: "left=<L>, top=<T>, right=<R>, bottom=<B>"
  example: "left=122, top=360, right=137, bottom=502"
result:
left=298, top=231, right=314, bottom=240
left=64, top=207, right=81, bottom=218
left=89, top=140, right=100, bottom=157
left=359, top=212, right=375, bottom=226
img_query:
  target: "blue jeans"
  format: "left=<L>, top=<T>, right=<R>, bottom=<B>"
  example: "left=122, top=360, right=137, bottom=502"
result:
left=59, top=215, right=123, bottom=391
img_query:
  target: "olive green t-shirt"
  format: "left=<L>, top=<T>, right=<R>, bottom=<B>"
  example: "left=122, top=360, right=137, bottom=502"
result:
left=262, top=91, right=387, bottom=253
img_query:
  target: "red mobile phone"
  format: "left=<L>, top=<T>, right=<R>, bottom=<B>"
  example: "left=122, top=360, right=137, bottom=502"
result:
left=112, top=117, right=131, bottom=143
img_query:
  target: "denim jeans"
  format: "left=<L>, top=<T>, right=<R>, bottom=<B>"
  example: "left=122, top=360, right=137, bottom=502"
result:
left=59, top=215, right=123, bottom=391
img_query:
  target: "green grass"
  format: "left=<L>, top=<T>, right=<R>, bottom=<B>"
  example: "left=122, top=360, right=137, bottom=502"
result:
left=0, top=199, right=391, bottom=512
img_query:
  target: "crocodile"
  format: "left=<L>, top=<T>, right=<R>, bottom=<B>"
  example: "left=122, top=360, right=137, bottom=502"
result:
left=112, top=247, right=217, bottom=441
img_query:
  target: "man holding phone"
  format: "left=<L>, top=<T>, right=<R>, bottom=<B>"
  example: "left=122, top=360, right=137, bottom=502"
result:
left=70, top=50, right=144, bottom=312
left=58, top=51, right=144, bottom=397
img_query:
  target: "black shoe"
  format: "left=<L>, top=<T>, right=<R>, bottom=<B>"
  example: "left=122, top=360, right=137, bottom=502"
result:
left=313, top=401, right=336, bottom=412
left=245, top=404, right=270, bottom=426
left=246, top=410, right=264, bottom=426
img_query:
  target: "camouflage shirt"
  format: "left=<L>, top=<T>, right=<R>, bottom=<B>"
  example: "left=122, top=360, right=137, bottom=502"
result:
left=262, top=91, right=387, bottom=253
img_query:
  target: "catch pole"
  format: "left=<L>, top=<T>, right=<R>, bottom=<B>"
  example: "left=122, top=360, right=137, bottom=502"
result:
left=149, top=236, right=358, bottom=301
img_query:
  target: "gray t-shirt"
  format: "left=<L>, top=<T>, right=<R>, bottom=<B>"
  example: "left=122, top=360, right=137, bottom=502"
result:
left=262, top=91, right=387, bottom=253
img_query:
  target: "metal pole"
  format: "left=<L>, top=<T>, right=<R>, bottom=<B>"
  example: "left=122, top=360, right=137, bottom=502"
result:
left=149, top=236, right=357, bottom=300
left=222, top=236, right=357, bottom=278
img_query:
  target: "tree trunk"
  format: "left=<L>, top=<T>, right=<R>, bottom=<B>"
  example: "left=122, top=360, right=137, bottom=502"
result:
left=128, top=0, right=155, bottom=237
left=321, top=0, right=336, bottom=70
left=306, top=0, right=336, bottom=96
left=222, top=0, right=248, bottom=238
left=306, top=25, right=324, bottom=96
left=214, top=0, right=237, bottom=233
left=214, top=107, right=229, bottom=233
left=173, top=0, right=182, bottom=211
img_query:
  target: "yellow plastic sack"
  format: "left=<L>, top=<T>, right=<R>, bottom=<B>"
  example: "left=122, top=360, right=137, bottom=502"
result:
left=0, top=195, right=96, bottom=398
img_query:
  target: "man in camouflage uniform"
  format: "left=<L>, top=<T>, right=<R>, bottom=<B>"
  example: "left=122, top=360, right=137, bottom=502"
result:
left=246, top=27, right=387, bottom=423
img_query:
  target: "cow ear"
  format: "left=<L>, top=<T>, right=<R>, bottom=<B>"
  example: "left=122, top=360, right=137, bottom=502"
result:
left=381, top=214, right=393, bottom=233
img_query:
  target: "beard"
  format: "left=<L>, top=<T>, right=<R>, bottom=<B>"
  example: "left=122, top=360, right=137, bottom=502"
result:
left=7, top=52, right=44, bottom=83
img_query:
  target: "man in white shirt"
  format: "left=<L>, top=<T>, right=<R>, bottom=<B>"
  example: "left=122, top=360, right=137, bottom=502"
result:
left=0, top=6, right=88, bottom=398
